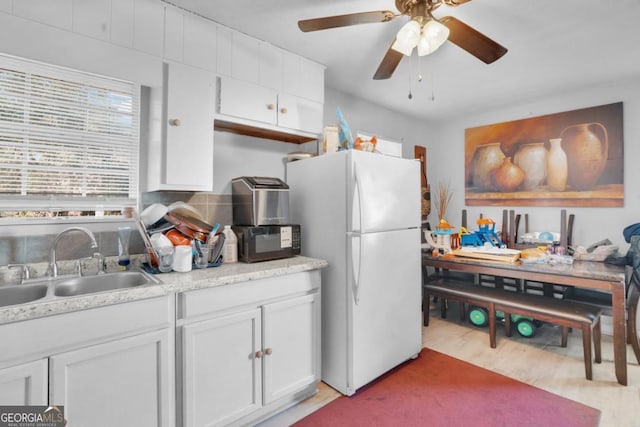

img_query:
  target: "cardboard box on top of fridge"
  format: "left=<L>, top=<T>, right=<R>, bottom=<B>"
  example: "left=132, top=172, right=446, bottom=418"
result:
left=357, top=133, right=402, bottom=158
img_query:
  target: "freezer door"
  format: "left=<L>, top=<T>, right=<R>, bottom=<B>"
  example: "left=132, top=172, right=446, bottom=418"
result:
left=348, top=228, right=422, bottom=394
left=349, top=150, right=420, bottom=233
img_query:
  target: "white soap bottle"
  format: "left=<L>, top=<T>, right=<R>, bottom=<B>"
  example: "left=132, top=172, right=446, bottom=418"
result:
left=222, top=225, right=238, bottom=263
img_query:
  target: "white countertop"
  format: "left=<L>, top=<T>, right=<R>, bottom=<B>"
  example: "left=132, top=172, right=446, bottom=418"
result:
left=0, top=256, right=328, bottom=325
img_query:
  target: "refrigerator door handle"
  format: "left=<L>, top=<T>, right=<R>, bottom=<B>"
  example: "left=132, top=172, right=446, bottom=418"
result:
left=351, top=234, right=362, bottom=305
left=353, top=162, right=364, bottom=233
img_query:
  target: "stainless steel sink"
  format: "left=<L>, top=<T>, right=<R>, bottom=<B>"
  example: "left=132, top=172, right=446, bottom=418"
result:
left=53, top=271, right=159, bottom=297
left=0, top=283, right=49, bottom=307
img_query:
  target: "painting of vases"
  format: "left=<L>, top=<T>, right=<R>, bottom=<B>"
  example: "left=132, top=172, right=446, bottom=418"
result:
left=464, top=102, right=623, bottom=207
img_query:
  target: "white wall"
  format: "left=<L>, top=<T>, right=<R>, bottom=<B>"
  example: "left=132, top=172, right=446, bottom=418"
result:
left=323, top=87, right=436, bottom=159
left=427, top=77, right=640, bottom=251
left=212, top=131, right=316, bottom=194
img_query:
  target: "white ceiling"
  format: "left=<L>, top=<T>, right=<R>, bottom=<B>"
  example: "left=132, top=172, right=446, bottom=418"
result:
left=166, top=0, right=640, bottom=121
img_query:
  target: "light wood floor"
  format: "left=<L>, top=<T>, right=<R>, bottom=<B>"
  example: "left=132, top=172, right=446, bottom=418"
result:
left=259, top=303, right=640, bottom=427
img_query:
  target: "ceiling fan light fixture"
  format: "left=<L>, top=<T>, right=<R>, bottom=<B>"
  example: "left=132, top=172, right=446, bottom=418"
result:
left=391, top=19, right=421, bottom=56
left=417, top=19, right=450, bottom=56
left=417, top=34, right=436, bottom=56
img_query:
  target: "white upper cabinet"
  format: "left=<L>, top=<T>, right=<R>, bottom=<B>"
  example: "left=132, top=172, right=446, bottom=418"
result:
left=259, top=42, right=282, bottom=91
left=231, top=31, right=260, bottom=84
left=282, top=53, right=325, bottom=103
left=183, top=13, right=217, bottom=71
left=72, top=0, right=111, bottom=41
left=215, top=26, right=325, bottom=140
left=218, top=76, right=323, bottom=136
left=216, top=25, right=232, bottom=76
left=164, top=5, right=184, bottom=62
left=219, top=77, right=277, bottom=126
left=110, top=0, right=135, bottom=48
left=164, top=5, right=217, bottom=72
left=13, top=0, right=73, bottom=30
left=298, top=56, right=325, bottom=103
left=146, top=62, right=215, bottom=192
left=277, top=93, right=323, bottom=134
left=133, top=0, right=164, bottom=56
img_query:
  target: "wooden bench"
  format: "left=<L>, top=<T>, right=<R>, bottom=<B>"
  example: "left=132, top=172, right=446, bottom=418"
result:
left=423, top=279, right=603, bottom=380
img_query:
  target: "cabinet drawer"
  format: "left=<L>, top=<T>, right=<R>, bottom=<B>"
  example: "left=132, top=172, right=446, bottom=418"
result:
left=0, top=296, right=173, bottom=367
left=178, top=270, right=320, bottom=321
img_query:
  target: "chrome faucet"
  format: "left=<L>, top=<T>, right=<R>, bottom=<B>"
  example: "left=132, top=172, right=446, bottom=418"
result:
left=8, top=264, right=30, bottom=284
left=93, top=252, right=106, bottom=275
left=49, top=227, right=98, bottom=278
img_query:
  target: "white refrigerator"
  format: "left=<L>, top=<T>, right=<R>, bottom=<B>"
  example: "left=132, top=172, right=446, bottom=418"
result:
left=287, top=149, right=422, bottom=396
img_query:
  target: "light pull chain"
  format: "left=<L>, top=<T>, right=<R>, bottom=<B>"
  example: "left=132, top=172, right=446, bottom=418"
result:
left=408, top=53, right=414, bottom=99
left=426, top=55, right=435, bottom=101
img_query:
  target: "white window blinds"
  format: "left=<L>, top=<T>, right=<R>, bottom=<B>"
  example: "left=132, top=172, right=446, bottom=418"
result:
left=0, top=53, right=139, bottom=211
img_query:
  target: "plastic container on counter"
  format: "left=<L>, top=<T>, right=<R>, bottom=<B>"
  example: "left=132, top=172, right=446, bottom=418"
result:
left=222, top=225, right=238, bottom=263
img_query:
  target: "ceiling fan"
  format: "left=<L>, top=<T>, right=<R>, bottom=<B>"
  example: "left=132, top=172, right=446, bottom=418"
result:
left=298, top=0, right=508, bottom=80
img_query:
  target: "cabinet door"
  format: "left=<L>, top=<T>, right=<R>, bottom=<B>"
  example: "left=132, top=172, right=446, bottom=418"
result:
left=50, top=329, right=174, bottom=427
left=165, top=62, right=215, bottom=191
left=277, top=93, right=323, bottom=134
left=133, top=0, right=164, bottom=57
left=281, top=52, right=325, bottom=103
left=183, top=13, right=217, bottom=72
left=262, top=292, right=320, bottom=405
left=13, top=0, right=72, bottom=30
left=298, top=57, right=325, bottom=103
left=110, top=0, right=135, bottom=47
left=216, top=25, right=232, bottom=76
left=164, top=5, right=184, bottom=62
left=182, top=309, right=262, bottom=427
left=218, top=76, right=278, bottom=126
left=72, top=0, right=111, bottom=41
left=259, top=42, right=282, bottom=91
left=0, top=359, right=47, bottom=405
left=231, top=31, right=260, bottom=83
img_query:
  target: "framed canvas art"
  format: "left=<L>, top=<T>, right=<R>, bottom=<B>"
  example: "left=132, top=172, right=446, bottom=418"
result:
left=464, top=102, right=623, bottom=207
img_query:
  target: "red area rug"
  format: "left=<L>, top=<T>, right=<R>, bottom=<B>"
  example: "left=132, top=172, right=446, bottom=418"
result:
left=294, top=348, right=600, bottom=427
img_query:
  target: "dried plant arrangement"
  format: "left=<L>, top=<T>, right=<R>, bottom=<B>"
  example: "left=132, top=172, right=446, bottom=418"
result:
left=435, top=182, right=454, bottom=221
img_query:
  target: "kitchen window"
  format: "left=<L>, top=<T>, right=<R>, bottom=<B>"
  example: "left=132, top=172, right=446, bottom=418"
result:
left=0, top=53, right=139, bottom=221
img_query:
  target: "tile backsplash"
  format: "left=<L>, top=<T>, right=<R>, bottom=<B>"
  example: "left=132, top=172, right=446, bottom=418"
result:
left=0, top=192, right=232, bottom=276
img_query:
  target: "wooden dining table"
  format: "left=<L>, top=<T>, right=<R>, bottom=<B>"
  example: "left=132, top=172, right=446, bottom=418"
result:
left=422, top=251, right=629, bottom=385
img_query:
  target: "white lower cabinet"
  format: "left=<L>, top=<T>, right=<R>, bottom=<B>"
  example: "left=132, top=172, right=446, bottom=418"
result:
left=0, top=296, right=174, bottom=426
left=262, top=294, right=319, bottom=404
left=0, top=268, right=323, bottom=427
left=178, top=271, right=321, bottom=427
left=0, top=359, right=47, bottom=405
left=50, top=329, right=173, bottom=427
left=182, top=308, right=262, bottom=426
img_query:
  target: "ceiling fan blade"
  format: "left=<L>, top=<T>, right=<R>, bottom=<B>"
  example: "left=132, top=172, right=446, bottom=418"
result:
left=373, top=41, right=404, bottom=80
left=442, top=0, right=473, bottom=6
left=298, top=11, right=395, bottom=32
left=440, top=16, right=507, bottom=64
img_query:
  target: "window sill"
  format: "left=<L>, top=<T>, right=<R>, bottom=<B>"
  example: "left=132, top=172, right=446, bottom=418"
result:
left=0, top=216, right=137, bottom=237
